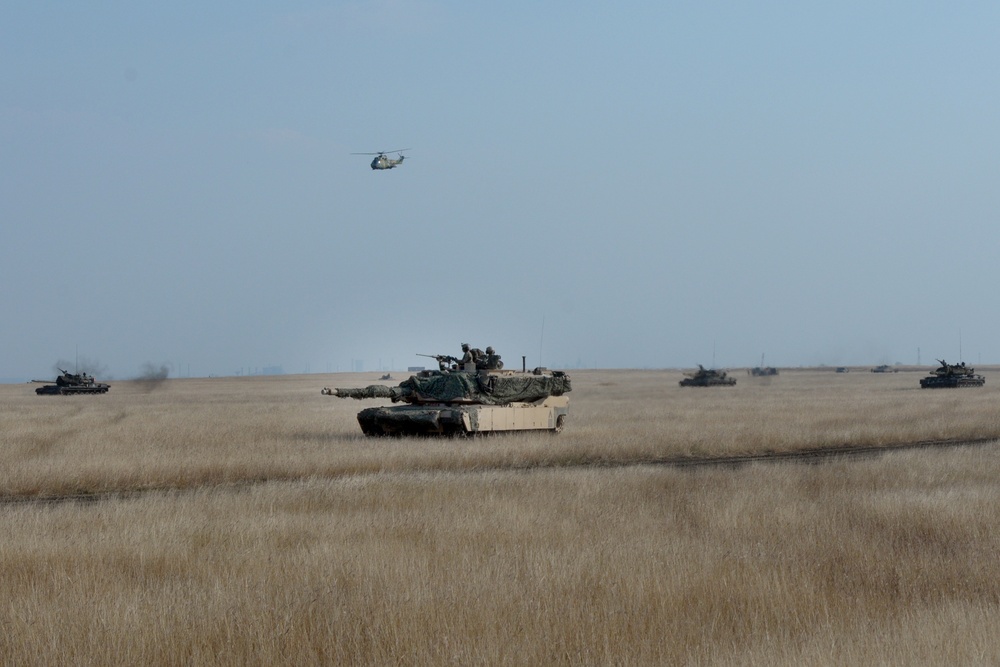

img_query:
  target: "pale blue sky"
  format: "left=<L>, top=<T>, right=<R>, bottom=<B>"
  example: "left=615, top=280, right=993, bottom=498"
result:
left=3, top=2, right=999, bottom=380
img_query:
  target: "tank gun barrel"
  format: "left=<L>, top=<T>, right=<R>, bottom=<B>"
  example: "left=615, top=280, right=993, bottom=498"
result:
left=322, top=369, right=571, bottom=407
left=322, top=385, right=407, bottom=401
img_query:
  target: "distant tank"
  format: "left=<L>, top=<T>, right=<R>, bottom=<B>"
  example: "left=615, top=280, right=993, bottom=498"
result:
left=871, top=364, right=898, bottom=373
left=919, top=359, right=985, bottom=389
left=680, top=365, right=737, bottom=387
left=748, top=354, right=778, bottom=376
left=323, top=367, right=570, bottom=436
left=34, top=369, right=110, bottom=395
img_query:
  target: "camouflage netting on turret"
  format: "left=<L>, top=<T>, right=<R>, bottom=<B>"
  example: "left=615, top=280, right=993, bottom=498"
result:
left=336, top=371, right=571, bottom=405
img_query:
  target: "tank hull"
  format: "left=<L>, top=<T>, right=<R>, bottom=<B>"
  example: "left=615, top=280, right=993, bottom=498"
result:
left=35, top=384, right=109, bottom=395
left=679, top=377, right=736, bottom=387
left=356, top=396, right=569, bottom=436
left=919, top=375, right=985, bottom=389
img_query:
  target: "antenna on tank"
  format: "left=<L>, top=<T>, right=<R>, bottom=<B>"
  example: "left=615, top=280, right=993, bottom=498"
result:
left=539, top=316, right=545, bottom=368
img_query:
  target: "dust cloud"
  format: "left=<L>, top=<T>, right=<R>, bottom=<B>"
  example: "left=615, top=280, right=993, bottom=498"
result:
left=134, top=363, right=170, bottom=391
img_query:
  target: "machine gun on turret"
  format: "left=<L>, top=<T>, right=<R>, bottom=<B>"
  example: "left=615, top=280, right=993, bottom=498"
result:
left=417, top=353, right=461, bottom=370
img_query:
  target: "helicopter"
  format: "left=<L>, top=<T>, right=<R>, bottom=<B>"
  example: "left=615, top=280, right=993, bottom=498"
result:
left=352, top=149, right=410, bottom=170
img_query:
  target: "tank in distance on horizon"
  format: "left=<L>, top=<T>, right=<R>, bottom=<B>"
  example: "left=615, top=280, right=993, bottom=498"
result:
left=749, top=354, right=778, bottom=377
left=32, top=368, right=110, bottom=395
left=679, top=365, right=737, bottom=387
left=919, top=359, right=985, bottom=389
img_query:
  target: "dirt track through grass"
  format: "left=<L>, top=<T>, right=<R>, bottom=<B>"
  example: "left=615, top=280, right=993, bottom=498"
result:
left=3, top=434, right=999, bottom=507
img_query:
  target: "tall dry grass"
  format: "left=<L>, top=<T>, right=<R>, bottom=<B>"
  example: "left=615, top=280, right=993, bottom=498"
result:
left=3, top=368, right=1000, bottom=497
left=3, top=368, right=1000, bottom=664
left=4, top=454, right=1000, bottom=665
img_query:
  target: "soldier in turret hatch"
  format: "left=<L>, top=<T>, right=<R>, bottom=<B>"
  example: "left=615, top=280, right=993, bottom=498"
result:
left=479, top=346, right=503, bottom=370
left=459, top=343, right=476, bottom=371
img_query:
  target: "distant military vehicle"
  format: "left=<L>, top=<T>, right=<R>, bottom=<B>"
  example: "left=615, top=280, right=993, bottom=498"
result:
left=919, top=359, right=985, bottom=389
left=749, top=354, right=778, bottom=376
left=680, top=365, right=737, bottom=387
left=323, top=366, right=570, bottom=436
left=835, top=367, right=850, bottom=373
left=871, top=364, right=898, bottom=373
left=33, top=369, right=110, bottom=395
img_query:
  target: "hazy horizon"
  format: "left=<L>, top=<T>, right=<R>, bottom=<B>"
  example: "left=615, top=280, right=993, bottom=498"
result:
left=5, top=3, right=999, bottom=381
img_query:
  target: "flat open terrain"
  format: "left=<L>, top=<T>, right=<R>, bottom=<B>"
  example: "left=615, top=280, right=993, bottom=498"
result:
left=3, top=368, right=1000, bottom=664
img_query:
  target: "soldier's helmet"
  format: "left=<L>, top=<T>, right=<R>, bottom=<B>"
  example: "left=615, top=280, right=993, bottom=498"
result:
left=486, top=346, right=495, bottom=354
left=461, top=343, right=470, bottom=351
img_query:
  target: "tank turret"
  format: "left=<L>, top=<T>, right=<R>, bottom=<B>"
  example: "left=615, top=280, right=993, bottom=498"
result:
left=919, top=359, right=985, bottom=388
left=34, top=369, right=110, bottom=395
left=323, top=366, right=570, bottom=436
left=679, top=364, right=737, bottom=387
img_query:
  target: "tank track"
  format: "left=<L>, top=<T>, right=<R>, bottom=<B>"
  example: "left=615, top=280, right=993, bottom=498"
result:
left=35, top=385, right=110, bottom=395
left=919, top=376, right=985, bottom=389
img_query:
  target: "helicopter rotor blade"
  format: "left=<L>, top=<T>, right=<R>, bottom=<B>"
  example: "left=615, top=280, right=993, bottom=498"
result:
left=351, top=149, right=410, bottom=155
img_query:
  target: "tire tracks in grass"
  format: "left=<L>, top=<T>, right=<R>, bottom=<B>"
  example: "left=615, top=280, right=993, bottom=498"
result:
left=2, top=436, right=998, bottom=508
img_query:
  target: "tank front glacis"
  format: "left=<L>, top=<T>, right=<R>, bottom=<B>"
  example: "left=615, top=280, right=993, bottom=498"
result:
left=324, top=368, right=571, bottom=436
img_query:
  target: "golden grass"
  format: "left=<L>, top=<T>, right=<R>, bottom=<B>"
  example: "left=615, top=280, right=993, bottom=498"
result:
left=3, top=369, right=1000, bottom=664
left=4, top=368, right=1000, bottom=497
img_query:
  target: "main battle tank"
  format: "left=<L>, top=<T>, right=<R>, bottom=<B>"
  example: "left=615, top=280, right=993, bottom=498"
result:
left=919, top=359, right=985, bottom=389
left=679, top=365, right=737, bottom=387
left=34, top=369, right=110, bottom=395
left=323, top=368, right=571, bottom=436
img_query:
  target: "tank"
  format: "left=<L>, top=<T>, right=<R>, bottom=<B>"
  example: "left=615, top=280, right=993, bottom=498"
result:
left=919, top=359, right=985, bottom=389
left=871, top=364, right=898, bottom=373
left=749, top=354, right=778, bottom=376
left=322, top=367, right=570, bottom=436
left=680, top=365, right=737, bottom=387
left=34, top=369, right=110, bottom=395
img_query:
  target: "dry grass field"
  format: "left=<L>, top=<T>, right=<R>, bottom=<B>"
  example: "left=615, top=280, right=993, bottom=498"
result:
left=3, top=367, right=1000, bottom=664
